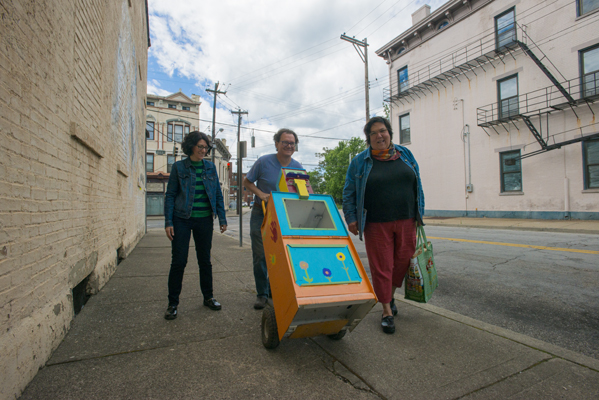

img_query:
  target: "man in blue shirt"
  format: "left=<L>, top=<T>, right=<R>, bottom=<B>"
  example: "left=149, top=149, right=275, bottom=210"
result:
left=243, top=128, right=303, bottom=309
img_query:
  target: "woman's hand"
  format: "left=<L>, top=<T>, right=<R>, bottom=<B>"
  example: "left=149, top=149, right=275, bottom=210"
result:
left=348, top=221, right=358, bottom=236
left=220, top=225, right=227, bottom=233
left=165, top=227, right=174, bottom=241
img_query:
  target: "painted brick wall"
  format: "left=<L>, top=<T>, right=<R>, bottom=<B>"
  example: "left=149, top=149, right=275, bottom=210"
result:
left=0, top=1, right=149, bottom=398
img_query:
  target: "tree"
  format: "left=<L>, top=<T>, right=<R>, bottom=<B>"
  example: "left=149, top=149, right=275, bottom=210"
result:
left=316, top=137, right=367, bottom=204
left=383, top=102, right=390, bottom=120
left=307, top=168, right=325, bottom=194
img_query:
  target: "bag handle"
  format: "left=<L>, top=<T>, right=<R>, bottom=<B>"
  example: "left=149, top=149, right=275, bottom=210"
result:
left=417, top=225, right=428, bottom=251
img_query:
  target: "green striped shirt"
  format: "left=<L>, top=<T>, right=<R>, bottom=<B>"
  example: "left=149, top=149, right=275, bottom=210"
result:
left=190, top=160, right=211, bottom=218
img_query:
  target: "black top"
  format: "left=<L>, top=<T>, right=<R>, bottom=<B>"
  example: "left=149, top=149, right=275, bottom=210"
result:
left=364, top=157, right=417, bottom=223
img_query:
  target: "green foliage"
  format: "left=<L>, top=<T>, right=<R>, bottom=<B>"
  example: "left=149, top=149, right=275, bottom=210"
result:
left=307, top=168, right=325, bottom=194
left=316, top=137, right=367, bottom=203
left=383, top=102, right=390, bottom=120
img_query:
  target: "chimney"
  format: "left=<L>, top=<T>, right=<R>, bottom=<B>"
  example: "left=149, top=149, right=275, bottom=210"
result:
left=412, top=4, right=431, bottom=26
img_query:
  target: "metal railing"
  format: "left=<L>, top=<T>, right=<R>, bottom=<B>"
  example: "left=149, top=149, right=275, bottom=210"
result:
left=383, top=22, right=524, bottom=102
left=476, top=73, right=599, bottom=126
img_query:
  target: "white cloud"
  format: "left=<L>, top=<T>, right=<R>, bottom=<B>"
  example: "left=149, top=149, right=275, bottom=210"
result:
left=147, top=0, right=447, bottom=170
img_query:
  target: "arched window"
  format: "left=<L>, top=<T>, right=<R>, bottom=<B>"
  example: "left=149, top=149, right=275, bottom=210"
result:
left=437, top=20, right=449, bottom=30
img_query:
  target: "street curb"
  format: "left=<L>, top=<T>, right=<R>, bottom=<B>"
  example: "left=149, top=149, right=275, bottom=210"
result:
left=395, top=295, right=599, bottom=372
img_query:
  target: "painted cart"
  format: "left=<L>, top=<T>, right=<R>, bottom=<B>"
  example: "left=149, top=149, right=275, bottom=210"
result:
left=260, top=168, right=377, bottom=349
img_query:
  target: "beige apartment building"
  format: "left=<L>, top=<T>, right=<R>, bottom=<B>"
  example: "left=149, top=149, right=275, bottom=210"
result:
left=377, top=0, right=599, bottom=219
left=146, top=91, right=232, bottom=215
left=0, top=0, right=149, bottom=398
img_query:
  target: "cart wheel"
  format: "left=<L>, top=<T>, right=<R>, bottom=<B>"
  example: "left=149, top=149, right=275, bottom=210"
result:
left=327, top=329, right=347, bottom=341
left=261, top=306, right=280, bottom=349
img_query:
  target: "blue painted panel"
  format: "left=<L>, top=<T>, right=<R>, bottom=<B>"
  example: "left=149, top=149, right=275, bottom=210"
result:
left=271, top=192, right=348, bottom=236
left=287, top=245, right=362, bottom=286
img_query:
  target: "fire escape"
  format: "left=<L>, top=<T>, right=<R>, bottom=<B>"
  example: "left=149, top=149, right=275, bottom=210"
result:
left=384, top=23, right=599, bottom=159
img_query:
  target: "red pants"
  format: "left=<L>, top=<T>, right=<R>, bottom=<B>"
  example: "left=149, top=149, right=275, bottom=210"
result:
left=364, top=218, right=417, bottom=304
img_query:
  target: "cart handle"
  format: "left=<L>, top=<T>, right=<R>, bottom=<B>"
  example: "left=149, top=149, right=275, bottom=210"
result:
left=261, top=200, right=266, bottom=214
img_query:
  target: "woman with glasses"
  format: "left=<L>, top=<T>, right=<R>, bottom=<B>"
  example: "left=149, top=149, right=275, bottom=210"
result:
left=342, top=117, right=425, bottom=334
left=243, top=128, right=303, bottom=310
left=164, top=131, right=227, bottom=320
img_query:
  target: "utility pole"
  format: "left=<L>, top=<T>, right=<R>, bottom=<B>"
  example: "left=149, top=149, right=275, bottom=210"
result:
left=231, top=109, right=248, bottom=247
left=340, top=34, right=369, bottom=121
left=206, top=82, right=227, bottom=163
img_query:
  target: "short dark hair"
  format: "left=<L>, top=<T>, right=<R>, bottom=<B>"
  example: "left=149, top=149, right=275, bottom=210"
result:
left=273, top=128, right=299, bottom=145
left=363, top=116, right=393, bottom=145
left=182, top=131, right=212, bottom=156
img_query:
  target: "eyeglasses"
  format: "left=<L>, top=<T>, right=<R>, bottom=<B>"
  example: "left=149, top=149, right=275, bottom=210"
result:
left=280, top=141, right=296, bottom=148
left=369, top=128, right=388, bottom=136
left=196, top=145, right=210, bottom=151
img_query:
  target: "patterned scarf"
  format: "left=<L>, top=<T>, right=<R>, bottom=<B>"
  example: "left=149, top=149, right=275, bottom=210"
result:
left=370, top=142, right=401, bottom=161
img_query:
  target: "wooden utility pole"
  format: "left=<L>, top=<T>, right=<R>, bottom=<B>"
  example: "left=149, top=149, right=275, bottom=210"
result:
left=231, top=109, right=248, bottom=247
left=340, top=34, right=369, bottom=121
left=206, top=82, right=227, bottom=163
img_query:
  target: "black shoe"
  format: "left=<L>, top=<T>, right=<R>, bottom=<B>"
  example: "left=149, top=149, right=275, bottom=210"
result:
left=381, top=315, right=395, bottom=334
left=164, top=305, right=177, bottom=320
left=254, top=296, right=268, bottom=310
left=203, top=298, right=222, bottom=311
left=390, top=298, right=398, bottom=316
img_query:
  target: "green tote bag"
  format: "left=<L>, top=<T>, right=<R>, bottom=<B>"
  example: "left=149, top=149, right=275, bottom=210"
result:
left=405, top=225, right=438, bottom=303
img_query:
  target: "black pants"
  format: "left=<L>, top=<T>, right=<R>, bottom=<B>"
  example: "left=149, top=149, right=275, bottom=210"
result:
left=168, top=215, right=214, bottom=306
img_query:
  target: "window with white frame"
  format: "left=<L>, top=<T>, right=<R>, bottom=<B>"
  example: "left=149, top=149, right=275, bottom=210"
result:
left=182, top=106, right=190, bottom=111
left=498, top=74, right=519, bottom=118
left=495, top=8, right=516, bottom=49
left=399, top=114, right=410, bottom=144
left=168, top=104, right=176, bottom=109
left=500, top=150, right=522, bottom=192
left=581, top=44, right=599, bottom=98
left=146, top=121, right=154, bottom=140
left=398, top=66, right=408, bottom=94
left=577, top=0, right=599, bottom=16
left=167, top=122, right=189, bottom=143
left=583, top=137, right=599, bottom=189
left=167, top=124, right=173, bottom=142
left=146, top=154, right=154, bottom=172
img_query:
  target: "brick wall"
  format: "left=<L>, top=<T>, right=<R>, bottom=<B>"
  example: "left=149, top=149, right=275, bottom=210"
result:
left=0, top=1, right=149, bottom=398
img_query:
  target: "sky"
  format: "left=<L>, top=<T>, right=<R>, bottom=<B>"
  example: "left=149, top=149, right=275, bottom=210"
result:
left=146, top=0, right=445, bottom=172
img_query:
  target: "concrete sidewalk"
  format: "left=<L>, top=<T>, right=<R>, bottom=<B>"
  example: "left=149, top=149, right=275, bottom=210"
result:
left=20, top=230, right=599, bottom=399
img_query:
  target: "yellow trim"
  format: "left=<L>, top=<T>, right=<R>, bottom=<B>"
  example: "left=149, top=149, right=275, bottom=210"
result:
left=427, top=236, right=599, bottom=255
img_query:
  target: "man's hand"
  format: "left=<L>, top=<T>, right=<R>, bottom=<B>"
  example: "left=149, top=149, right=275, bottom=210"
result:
left=348, top=221, right=358, bottom=236
left=165, top=226, right=174, bottom=241
left=220, top=225, right=227, bottom=233
left=258, top=192, right=269, bottom=203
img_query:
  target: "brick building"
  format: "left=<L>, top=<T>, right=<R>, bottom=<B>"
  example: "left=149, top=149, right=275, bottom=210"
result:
left=146, top=91, right=232, bottom=215
left=0, top=0, right=150, bottom=397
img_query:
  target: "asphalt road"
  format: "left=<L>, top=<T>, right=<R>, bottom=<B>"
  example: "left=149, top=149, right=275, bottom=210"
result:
left=149, top=215, right=599, bottom=360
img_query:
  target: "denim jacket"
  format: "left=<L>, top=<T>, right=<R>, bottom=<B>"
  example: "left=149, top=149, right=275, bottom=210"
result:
left=342, top=144, right=425, bottom=241
left=164, top=158, right=227, bottom=228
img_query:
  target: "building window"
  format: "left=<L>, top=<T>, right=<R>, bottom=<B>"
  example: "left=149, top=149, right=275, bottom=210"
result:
left=167, top=124, right=173, bottom=142
left=146, top=122, right=154, bottom=140
left=500, top=150, right=522, bottom=192
left=398, top=66, right=408, bottom=94
left=147, top=101, right=154, bottom=106
left=168, top=104, right=176, bottom=109
left=437, top=20, right=449, bottom=30
left=577, top=0, right=599, bottom=16
left=174, top=124, right=183, bottom=142
left=583, top=138, right=599, bottom=189
left=399, top=114, right=410, bottom=144
left=184, top=125, right=190, bottom=137
left=581, top=44, right=599, bottom=98
left=167, top=155, right=175, bottom=173
left=498, top=74, right=519, bottom=118
left=495, top=8, right=516, bottom=49
left=397, top=47, right=406, bottom=55
left=146, top=154, right=154, bottom=172
left=182, top=106, right=190, bottom=111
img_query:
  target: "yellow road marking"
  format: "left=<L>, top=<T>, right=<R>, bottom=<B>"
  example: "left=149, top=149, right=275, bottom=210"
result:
left=427, top=236, right=599, bottom=255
